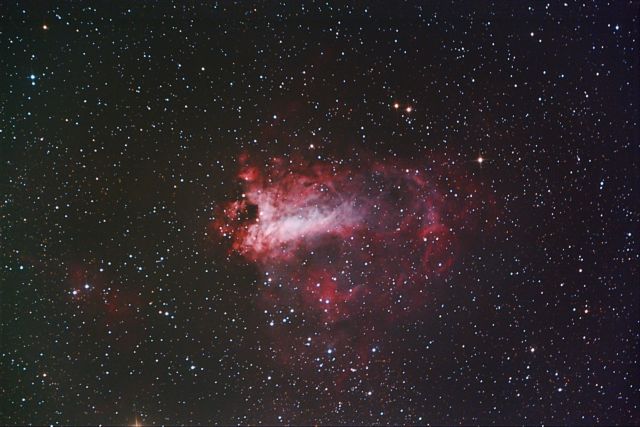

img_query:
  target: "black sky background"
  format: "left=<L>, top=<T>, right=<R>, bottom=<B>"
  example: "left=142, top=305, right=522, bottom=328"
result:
left=2, top=1, right=639, bottom=425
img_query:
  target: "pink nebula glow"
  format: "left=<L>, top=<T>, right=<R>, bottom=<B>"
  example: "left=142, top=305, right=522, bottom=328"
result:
left=213, top=154, right=488, bottom=327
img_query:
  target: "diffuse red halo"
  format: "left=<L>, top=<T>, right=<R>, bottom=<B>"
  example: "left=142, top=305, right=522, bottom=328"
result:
left=213, top=153, right=485, bottom=325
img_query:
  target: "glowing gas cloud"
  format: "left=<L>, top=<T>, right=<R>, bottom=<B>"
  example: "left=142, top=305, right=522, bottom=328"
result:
left=214, top=154, right=488, bottom=325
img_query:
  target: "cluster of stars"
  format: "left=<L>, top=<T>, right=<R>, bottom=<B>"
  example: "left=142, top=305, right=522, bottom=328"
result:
left=2, top=2, right=637, bottom=426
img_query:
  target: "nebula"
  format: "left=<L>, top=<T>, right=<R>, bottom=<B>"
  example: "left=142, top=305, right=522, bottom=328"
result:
left=214, top=154, right=487, bottom=330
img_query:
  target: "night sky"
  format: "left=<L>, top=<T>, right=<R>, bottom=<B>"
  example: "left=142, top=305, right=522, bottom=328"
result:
left=2, top=1, right=639, bottom=425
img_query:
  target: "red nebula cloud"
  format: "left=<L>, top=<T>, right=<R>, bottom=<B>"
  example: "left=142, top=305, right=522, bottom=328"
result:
left=214, top=154, right=489, bottom=328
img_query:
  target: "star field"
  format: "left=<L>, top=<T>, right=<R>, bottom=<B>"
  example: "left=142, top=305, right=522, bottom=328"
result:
left=2, top=2, right=639, bottom=425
